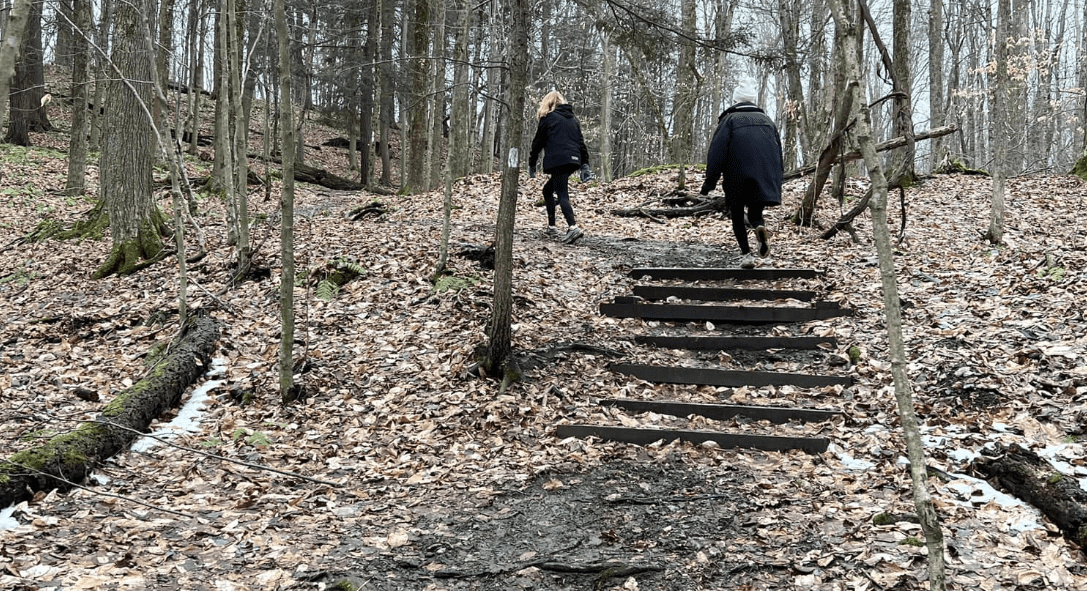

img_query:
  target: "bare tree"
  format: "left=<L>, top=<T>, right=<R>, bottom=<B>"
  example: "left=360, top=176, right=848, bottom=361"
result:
left=986, top=0, right=1011, bottom=244
left=274, top=0, right=297, bottom=403
left=94, top=0, right=167, bottom=279
left=481, top=0, right=528, bottom=388
left=927, top=0, right=945, bottom=169
left=825, top=2, right=947, bottom=590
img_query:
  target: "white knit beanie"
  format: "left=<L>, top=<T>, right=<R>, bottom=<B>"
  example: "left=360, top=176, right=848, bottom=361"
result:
left=732, top=77, right=758, bottom=105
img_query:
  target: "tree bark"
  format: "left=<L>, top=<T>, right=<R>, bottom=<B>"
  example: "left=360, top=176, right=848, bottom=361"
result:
left=95, top=0, right=166, bottom=280
left=275, top=0, right=297, bottom=403
left=449, top=0, right=470, bottom=180
left=0, top=312, right=219, bottom=508
left=378, top=0, right=394, bottom=185
left=986, top=0, right=1010, bottom=244
left=3, top=0, right=49, bottom=144
left=0, top=0, right=31, bottom=136
left=927, top=0, right=945, bottom=170
left=65, top=0, right=91, bottom=196
left=405, top=0, right=430, bottom=193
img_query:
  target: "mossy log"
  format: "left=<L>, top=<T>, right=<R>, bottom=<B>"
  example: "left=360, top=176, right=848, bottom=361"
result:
left=0, top=311, right=220, bottom=507
left=1072, top=152, right=1087, bottom=182
left=972, top=443, right=1087, bottom=552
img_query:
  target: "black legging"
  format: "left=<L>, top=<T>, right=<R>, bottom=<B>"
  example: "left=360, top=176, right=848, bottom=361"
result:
left=730, top=199, right=764, bottom=254
left=543, top=168, right=577, bottom=227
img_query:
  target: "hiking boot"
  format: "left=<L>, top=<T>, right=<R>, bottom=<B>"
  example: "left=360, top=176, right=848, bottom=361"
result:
left=563, top=226, right=584, bottom=244
left=755, top=225, right=770, bottom=257
left=546, top=226, right=560, bottom=239
left=740, top=252, right=757, bottom=269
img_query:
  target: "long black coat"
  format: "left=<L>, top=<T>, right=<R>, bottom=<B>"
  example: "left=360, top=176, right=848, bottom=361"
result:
left=529, top=104, right=590, bottom=174
left=699, top=103, right=783, bottom=206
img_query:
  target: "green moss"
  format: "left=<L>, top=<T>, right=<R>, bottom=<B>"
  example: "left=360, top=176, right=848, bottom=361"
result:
left=7, top=423, right=105, bottom=472
left=433, top=274, right=479, bottom=293
left=1047, top=472, right=1063, bottom=485
left=333, top=581, right=357, bottom=591
left=1071, top=153, right=1087, bottom=182
left=847, top=346, right=862, bottom=364
left=898, top=537, right=924, bottom=547
left=20, top=428, right=59, bottom=442
left=101, top=362, right=167, bottom=417
left=144, top=340, right=170, bottom=367
left=872, top=512, right=895, bottom=526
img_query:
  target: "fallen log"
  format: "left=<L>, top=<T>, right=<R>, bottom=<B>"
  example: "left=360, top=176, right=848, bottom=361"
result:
left=783, top=124, right=959, bottom=181
left=611, top=193, right=727, bottom=218
left=972, top=443, right=1087, bottom=552
left=0, top=311, right=220, bottom=507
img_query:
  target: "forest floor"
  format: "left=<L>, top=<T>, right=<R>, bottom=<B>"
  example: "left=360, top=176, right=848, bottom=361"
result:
left=3, top=95, right=1087, bottom=590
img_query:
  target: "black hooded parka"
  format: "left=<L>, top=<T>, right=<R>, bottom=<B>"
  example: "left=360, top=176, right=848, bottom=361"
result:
left=700, top=102, right=783, bottom=206
left=529, top=104, right=590, bottom=175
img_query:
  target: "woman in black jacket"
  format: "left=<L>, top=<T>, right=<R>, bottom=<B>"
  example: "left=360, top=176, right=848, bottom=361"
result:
left=700, top=78, right=784, bottom=268
left=529, top=90, right=592, bottom=244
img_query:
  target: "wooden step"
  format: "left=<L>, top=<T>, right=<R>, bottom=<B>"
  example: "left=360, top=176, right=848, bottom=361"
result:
left=635, top=335, right=837, bottom=350
left=600, top=301, right=852, bottom=324
left=599, top=399, right=840, bottom=424
left=632, top=284, right=818, bottom=302
left=611, top=363, right=853, bottom=388
left=630, top=267, right=824, bottom=281
left=554, top=424, right=829, bottom=454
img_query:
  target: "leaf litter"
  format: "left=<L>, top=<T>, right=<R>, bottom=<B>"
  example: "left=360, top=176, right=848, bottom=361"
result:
left=1, top=115, right=1087, bottom=589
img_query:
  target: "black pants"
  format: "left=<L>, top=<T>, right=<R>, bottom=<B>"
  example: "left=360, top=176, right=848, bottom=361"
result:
left=730, top=200, right=764, bottom=254
left=543, top=165, right=579, bottom=227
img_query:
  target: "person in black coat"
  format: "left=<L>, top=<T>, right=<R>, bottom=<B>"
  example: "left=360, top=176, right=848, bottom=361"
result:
left=529, top=90, right=593, bottom=244
left=700, top=77, right=784, bottom=268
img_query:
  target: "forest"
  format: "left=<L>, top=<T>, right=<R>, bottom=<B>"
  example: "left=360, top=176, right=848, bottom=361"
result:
left=2, top=0, right=1087, bottom=589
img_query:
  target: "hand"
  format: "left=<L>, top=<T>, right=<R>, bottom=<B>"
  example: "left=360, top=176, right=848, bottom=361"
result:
left=579, top=164, right=594, bottom=182
left=528, top=167, right=536, bottom=179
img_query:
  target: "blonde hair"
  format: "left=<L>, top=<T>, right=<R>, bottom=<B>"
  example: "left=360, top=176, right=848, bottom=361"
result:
left=537, top=90, right=566, bottom=119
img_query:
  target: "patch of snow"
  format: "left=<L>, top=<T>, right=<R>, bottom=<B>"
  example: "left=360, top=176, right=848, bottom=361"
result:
left=131, top=358, right=227, bottom=453
left=0, top=506, right=19, bottom=530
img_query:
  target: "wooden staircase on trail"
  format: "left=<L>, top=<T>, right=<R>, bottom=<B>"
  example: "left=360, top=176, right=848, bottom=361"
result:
left=555, top=266, right=853, bottom=454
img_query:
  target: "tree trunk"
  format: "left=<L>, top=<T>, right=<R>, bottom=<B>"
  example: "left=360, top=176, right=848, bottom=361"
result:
left=89, top=0, right=112, bottom=152
left=378, top=0, right=393, bottom=185
left=426, top=0, right=446, bottom=191
left=0, top=312, right=219, bottom=508
left=986, top=0, right=1010, bottom=244
left=275, top=0, right=298, bottom=403
left=359, top=0, right=378, bottom=185
left=185, top=0, right=205, bottom=157
left=0, top=0, right=32, bottom=139
left=449, top=0, right=470, bottom=180
left=600, top=29, right=612, bottom=183
left=927, top=0, right=945, bottom=170
left=65, top=0, right=91, bottom=196
left=54, top=0, right=74, bottom=67
left=227, top=0, right=251, bottom=276
left=669, top=0, right=696, bottom=166
left=778, top=0, right=808, bottom=170
left=890, top=0, right=912, bottom=179
left=155, top=0, right=176, bottom=126
left=94, top=0, right=165, bottom=280
left=483, top=0, right=528, bottom=381
left=826, top=2, right=946, bottom=590
left=406, top=0, right=430, bottom=193
left=3, top=0, right=49, bottom=144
